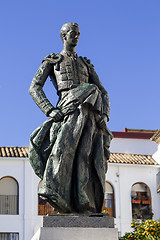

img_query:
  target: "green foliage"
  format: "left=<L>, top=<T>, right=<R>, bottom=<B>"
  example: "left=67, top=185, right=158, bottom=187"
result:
left=119, top=219, right=160, bottom=240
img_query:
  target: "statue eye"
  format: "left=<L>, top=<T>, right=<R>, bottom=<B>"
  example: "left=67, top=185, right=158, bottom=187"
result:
left=70, top=31, right=80, bottom=38
left=70, top=31, right=76, bottom=37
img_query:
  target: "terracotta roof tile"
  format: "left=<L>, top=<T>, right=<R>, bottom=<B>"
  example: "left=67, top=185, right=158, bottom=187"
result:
left=109, top=153, right=158, bottom=165
left=0, top=147, right=158, bottom=165
left=0, top=147, right=28, bottom=158
left=151, top=129, right=160, bottom=144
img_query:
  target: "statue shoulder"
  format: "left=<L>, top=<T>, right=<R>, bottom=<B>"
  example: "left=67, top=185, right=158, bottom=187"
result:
left=80, top=56, right=94, bottom=69
left=42, top=53, right=63, bottom=65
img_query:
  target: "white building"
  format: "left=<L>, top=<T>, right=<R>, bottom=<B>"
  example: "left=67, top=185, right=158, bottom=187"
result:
left=106, top=129, right=160, bottom=236
left=0, top=129, right=160, bottom=239
left=0, top=148, right=42, bottom=240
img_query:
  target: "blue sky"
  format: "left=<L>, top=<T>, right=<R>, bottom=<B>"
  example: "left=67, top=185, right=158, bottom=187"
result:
left=0, top=0, right=160, bottom=146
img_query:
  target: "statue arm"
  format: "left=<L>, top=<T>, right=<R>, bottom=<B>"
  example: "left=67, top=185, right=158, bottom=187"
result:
left=29, top=61, right=55, bottom=116
left=89, top=65, right=110, bottom=122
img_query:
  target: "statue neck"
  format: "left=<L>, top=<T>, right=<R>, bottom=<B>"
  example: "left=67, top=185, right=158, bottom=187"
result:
left=63, top=43, right=76, bottom=54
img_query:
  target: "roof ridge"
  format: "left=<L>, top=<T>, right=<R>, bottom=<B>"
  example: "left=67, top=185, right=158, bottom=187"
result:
left=111, top=152, right=152, bottom=156
left=151, top=129, right=160, bottom=144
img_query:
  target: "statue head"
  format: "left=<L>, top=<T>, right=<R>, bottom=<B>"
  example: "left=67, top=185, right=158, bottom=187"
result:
left=60, top=22, right=80, bottom=47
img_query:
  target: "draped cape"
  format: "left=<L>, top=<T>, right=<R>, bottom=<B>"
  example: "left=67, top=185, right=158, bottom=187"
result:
left=29, top=83, right=112, bottom=213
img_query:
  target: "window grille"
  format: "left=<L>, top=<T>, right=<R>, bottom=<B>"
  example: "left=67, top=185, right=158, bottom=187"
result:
left=0, top=195, right=18, bottom=215
left=0, top=233, right=19, bottom=240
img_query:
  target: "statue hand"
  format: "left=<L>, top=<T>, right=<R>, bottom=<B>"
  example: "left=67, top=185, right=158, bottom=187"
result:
left=97, top=114, right=108, bottom=129
left=49, top=109, right=64, bottom=122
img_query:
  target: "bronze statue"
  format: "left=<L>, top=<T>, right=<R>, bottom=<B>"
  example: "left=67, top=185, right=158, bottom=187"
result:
left=29, top=22, right=112, bottom=213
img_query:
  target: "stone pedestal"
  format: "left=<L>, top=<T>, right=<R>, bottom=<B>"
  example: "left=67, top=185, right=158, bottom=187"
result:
left=31, top=214, right=118, bottom=240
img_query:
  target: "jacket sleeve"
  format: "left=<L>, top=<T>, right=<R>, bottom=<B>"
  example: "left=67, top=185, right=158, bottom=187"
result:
left=29, top=61, right=55, bottom=116
left=88, top=63, right=110, bottom=121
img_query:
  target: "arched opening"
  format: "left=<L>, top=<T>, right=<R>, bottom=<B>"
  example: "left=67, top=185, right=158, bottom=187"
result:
left=131, top=182, right=152, bottom=220
left=0, top=176, right=19, bottom=214
left=102, top=181, right=115, bottom=217
left=38, top=181, right=57, bottom=215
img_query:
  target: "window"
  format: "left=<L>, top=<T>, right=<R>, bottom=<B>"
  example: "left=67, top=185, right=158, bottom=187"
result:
left=0, top=233, right=19, bottom=240
left=102, top=181, right=115, bottom=217
left=38, top=181, right=57, bottom=215
left=0, top=177, right=19, bottom=215
left=131, top=182, right=152, bottom=220
left=157, top=171, right=160, bottom=193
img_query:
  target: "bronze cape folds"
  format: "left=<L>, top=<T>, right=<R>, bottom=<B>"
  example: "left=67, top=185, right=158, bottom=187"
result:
left=29, top=54, right=112, bottom=213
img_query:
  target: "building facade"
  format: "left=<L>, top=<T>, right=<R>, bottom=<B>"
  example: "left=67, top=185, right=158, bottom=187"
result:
left=0, top=149, right=42, bottom=240
left=0, top=129, right=160, bottom=239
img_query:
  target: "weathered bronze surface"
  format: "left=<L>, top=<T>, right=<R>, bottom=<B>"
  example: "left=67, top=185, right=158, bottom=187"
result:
left=29, top=22, right=112, bottom=213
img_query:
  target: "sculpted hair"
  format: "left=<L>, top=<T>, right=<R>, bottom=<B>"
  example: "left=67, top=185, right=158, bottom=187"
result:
left=60, top=22, right=79, bottom=41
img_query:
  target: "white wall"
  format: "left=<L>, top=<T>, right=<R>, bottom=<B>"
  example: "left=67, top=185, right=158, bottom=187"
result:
left=106, top=163, right=160, bottom=236
left=0, top=157, right=42, bottom=240
left=110, top=138, right=157, bottom=155
left=153, top=144, right=160, bottom=164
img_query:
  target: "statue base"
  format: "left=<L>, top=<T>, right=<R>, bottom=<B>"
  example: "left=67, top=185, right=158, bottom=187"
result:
left=31, top=214, right=118, bottom=240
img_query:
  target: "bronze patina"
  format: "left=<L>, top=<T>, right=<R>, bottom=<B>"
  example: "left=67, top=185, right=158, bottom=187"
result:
left=29, top=22, right=112, bottom=213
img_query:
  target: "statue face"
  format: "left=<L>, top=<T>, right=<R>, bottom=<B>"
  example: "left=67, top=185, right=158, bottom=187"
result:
left=64, top=27, right=80, bottom=47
